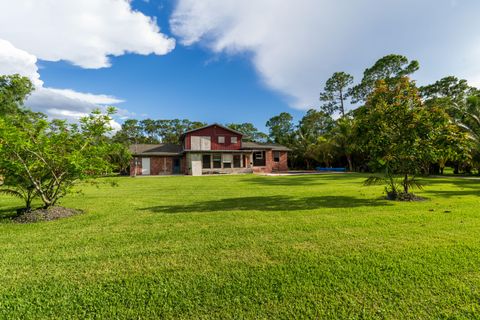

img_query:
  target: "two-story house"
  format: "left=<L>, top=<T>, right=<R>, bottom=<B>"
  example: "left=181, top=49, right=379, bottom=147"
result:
left=129, top=123, right=290, bottom=176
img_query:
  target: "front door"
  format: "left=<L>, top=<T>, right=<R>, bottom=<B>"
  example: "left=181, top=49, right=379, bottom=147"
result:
left=191, top=154, right=202, bottom=176
left=173, top=158, right=180, bottom=174
left=141, top=157, right=150, bottom=175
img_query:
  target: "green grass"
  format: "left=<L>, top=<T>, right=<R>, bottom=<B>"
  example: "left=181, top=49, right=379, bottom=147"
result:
left=0, top=173, right=479, bottom=319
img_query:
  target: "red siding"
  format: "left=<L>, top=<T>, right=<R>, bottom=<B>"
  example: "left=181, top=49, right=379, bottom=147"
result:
left=184, top=125, right=242, bottom=150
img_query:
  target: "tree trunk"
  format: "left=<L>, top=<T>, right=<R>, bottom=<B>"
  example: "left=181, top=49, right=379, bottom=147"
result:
left=346, top=154, right=353, bottom=172
left=403, top=174, right=409, bottom=194
left=454, top=163, right=459, bottom=174
left=339, top=90, right=345, bottom=118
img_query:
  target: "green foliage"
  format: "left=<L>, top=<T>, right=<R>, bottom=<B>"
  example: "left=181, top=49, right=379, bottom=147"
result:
left=319, top=71, right=354, bottom=117
left=355, top=77, right=471, bottom=196
left=0, top=108, right=123, bottom=209
left=351, top=54, right=419, bottom=103
left=0, top=74, right=34, bottom=115
left=265, top=112, right=295, bottom=145
left=226, top=122, right=268, bottom=142
left=113, top=119, right=208, bottom=145
left=294, top=110, right=335, bottom=168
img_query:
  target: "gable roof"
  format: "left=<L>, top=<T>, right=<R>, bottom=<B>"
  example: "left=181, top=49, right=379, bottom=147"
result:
left=182, top=123, right=244, bottom=137
left=241, top=141, right=291, bottom=151
left=129, top=144, right=182, bottom=156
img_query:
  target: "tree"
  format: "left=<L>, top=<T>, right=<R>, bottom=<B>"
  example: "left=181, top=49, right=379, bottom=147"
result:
left=0, top=108, right=123, bottom=210
left=319, top=72, right=354, bottom=117
left=420, top=76, right=475, bottom=102
left=295, top=110, right=334, bottom=168
left=351, top=54, right=419, bottom=103
left=140, top=119, right=160, bottom=143
left=331, top=117, right=356, bottom=171
left=113, top=119, right=144, bottom=146
left=265, top=112, right=295, bottom=145
left=226, top=123, right=268, bottom=142
left=355, top=77, right=469, bottom=199
left=308, top=136, right=336, bottom=168
left=0, top=74, right=34, bottom=115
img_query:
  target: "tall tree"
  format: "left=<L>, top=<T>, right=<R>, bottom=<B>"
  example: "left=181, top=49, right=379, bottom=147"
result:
left=265, top=112, right=295, bottom=145
left=140, top=119, right=160, bottom=143
left=226, top=123, right=268, bottom=142
left=351, top=54, right=419, bottom=103
left=319, top=72, right=354, bottom=117
left=0, top=74, right=34, bottom=115
left=420, top=76, right=475, bottom=102
left=295, top=110, right=334, bottom=169
left=331, top=117, right=356, bottom=171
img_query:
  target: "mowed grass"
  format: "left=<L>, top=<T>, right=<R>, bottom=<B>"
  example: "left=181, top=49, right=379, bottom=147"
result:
left=0, top=173, right=479, bottom=319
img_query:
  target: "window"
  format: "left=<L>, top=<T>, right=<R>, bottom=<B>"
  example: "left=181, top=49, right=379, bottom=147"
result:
left=213, top=154, right=222, bottom=168
left=218, top=136, right=225, bottom=144
left=231, top=136, right=238, bottom=144
left=253, top=151, right=266, bottom=167
left=233, top=155, right=241, bottom=168
left=191, top=136, right=211, bottom=150
left=223, top=154, right=232, bottom=168
left=273, top=151, right=280, bottom=162
left=202, top=154, right=211, bottom=169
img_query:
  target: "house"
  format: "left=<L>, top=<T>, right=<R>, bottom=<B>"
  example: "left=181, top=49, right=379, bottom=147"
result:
left=129, top=123, right=290, bottom=176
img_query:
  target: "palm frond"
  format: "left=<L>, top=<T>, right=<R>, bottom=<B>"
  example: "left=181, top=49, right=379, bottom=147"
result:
left=363, top=176, right=385, bottom=186
left=405, top=177, right=424, bottom=190
left=0, top=188, right=24, bottom=199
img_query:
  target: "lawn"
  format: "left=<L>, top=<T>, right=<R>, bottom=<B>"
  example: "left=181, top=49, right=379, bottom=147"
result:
left=0, top=173, right=479, bottom=319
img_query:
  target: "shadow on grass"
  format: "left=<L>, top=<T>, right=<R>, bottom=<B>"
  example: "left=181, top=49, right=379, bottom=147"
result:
left=0, top=207, right=21, bottom=221
left=423, top=176, right=480, bottom=198
left=140, top=195, right=392, bottom=214
left=243, top=173, right=361, bottom=187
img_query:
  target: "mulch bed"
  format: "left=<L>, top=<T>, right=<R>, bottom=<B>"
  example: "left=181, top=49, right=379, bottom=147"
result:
left=387, top=192, right=427, bottom=202
left=13, top=207, right=83, bottom=223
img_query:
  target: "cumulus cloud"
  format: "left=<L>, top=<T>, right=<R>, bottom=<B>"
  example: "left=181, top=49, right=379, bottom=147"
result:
left=0, top=0, right=175, bottom=68
left=0, top=39, right=124, bottom=127
left=0, top=39, right=42, bottom=86
left=171, top=0, right=480, bottom=109
left=0, top=0, right=174, bottom=126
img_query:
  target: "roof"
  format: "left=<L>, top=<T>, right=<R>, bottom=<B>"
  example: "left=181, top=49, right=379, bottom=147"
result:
left=181, top=123, right=244, bottom=137
left=241, top=141, right=291, bottom=151
left=129, top=144, right=182, bottom=156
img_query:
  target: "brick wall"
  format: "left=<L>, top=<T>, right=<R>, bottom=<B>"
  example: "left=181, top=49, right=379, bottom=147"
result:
left=130, top=158, right=142, bottom=176
left=150, top=157, right=174, bottom=175
left=130, top=156, right=177, bottom=176
left=252, top=150, right=288, bottom=173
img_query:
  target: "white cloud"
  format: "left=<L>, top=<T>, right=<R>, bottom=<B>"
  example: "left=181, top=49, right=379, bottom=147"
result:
left=0, top=39, right=42, bottom=86
left=0, top=0, right=176, bottom=124
left=0, top=0, right=175, bottom=68
left=171, top=0, right=480, bottom=110
left=0, top=39, right=124, bottom=125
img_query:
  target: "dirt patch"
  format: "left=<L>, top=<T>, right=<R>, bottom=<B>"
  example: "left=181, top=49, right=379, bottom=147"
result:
left=13, top=207, right=83, bottom=223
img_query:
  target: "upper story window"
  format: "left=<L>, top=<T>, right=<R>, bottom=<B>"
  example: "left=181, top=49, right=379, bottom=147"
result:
left=191, top=136, right=211, bottom=150
left=230, top=136, right=238, bottom=144
left=218, top=136, right=225, bottom=144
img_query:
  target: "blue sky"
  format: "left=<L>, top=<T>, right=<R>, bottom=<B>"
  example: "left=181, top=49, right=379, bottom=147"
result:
left=27, top=0, right=304, bottom=131
left=0, top=0, right=479, bottom=132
